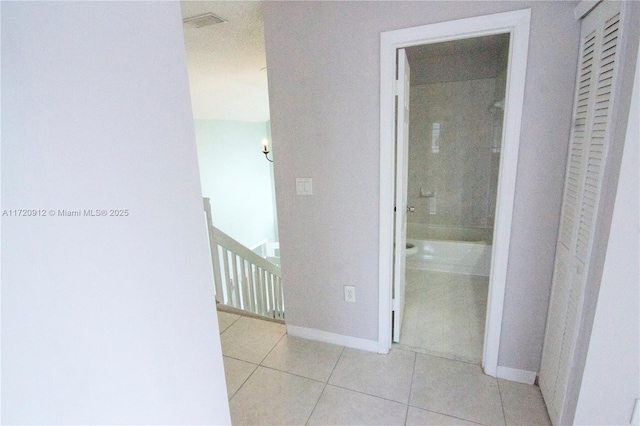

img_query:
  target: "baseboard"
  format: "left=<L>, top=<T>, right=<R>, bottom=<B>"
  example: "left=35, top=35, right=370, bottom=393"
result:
left=286, top=325, right=378, bottom=352
left=496, top=366, right=537, bottom=385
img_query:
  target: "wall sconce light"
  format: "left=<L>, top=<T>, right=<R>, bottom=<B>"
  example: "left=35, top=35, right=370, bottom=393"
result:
left=262, top=138, right=273, bottom=162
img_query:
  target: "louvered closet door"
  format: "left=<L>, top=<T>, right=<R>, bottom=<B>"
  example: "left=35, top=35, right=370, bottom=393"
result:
left=539, top=2, right=622, bottom=424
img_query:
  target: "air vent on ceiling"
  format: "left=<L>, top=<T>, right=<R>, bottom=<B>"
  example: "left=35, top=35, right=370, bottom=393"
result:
left=183, top=13, right=226, bottom=28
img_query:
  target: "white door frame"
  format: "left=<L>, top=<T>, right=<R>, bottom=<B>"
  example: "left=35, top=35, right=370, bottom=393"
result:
left=377, top=9, right=531, bottom=378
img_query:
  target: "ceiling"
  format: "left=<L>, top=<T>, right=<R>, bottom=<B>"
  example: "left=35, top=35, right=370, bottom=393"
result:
left=179, top=3, right=508, bottom=123
left=180, top=1, right=270, bottom=122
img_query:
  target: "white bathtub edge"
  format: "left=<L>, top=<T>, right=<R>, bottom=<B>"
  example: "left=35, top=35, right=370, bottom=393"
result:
left=287, top=324, right=378, bottom=353
left=496, top=365, right=537, bottom=385
left=406, top=238, right=492, bottom=276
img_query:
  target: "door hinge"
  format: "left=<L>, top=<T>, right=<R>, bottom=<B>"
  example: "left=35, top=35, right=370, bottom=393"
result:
left=394, top=79, right=400, bottom=96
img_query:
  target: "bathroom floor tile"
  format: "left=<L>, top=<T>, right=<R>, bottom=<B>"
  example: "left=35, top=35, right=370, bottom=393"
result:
left=307, top=385, right=407, bottom=425
left=403, top=318, right=443, bottom=353
left=217, top=310, right=240, bottom=334
left=222, top=356, right=257, bottom=400
left=220, top=316, right=285, bottom=364
left=229, top=366, right=324, bottom=426
left=498, top=379, right=551, bottom=425
left=328, top=347, right=415, bottom=403
left=402, top=303, right=422, bottom=328
left=400, top=269, right=488, bottom=364
left=261, top=335, right=344, bottom=382
left=410, top=353, right=505, bottom=425
left=406, top=406, right=481, bottom=425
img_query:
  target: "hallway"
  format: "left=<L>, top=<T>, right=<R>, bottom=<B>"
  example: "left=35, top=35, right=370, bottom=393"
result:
left=217, top=311, right=550, bottom=425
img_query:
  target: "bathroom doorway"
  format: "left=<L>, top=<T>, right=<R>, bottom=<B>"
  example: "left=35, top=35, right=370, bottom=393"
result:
left=378, top=10, right=531, bottom=378
left=395, top=34, right=510, bottom=364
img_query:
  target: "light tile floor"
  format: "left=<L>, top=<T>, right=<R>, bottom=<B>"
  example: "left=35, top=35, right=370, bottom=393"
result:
left=218, top=311, right=551, bottom=426
left=398, top=269, right=488, bottom=364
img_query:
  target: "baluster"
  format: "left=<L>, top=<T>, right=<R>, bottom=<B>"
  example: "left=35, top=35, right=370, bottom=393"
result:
left=279, top=276, right=285, bottom=315
left=241, top=258, right=253, bottom=314
left=273, top=276, right=282, bottom=318
left=248, top=262, right=257, bottom=314
left=222, top=248, right=233, bottom=307
left=257, top=267, right=265, bottom=314
left=256, top=266, right=266, bottom=315
left=231, top=253, right=241, bottom=309
left=275, top=276, right=283, bottom=318
left=260, top=268, right=271, bottom=316
left=217, top=246, right=228, bottom=305
left=267, top=272, right=275, bottom=318
left=263, top=270, right=268, bottom=315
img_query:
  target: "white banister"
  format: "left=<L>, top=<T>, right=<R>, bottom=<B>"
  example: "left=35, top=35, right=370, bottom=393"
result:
left=203, top=198, right=284, bottom=319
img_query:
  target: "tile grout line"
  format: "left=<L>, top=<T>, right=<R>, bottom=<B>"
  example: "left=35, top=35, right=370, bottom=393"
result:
left=218, top=315, right=247, bottom=402
left=497, top=377, right=508, bottom=426
left=304, top=385, right=326, bottom=426
left=257, top=364, right=326, bottom=385
left=394, top=342, right=481, bottom=365
left=304, top=345, right=346, bottom=426
left=325, top=383, right=413, bottom=407
left=222, top=317, right=286, bottom=404
left=218, top=314, right=241, bottom=335
left=410, top=349, right=487, bottom=424
left=225, top=359, right=259, bottom=402
left=404, top=350, right=418, bottom=425
left=405, top=346, right=501, bottom=425
left=326, top=346, right=416, bottom=405
left=257, top=328, right=287, bottom=365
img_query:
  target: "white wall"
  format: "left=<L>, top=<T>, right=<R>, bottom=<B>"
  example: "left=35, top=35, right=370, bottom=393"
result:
left=264, top=1, right=579, bottom=371
left=195, top=119, right=277, bottom=248
left=573, top=40, right=640, bottom=426
left=1, top=2, right=230, bottom=424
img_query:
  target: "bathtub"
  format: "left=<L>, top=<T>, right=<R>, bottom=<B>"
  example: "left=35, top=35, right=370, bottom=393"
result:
left=405, top=223, right=492, bottom=276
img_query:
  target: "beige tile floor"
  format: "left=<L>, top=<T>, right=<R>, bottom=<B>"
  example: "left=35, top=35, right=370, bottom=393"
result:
left=398, top=269, right=489, bottom=364
left=218, top=311, right=551, bottom=426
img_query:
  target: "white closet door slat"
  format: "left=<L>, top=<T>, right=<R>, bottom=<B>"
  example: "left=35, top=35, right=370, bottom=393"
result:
left=558, top=29, right=597, bottom=249
left=576, top=12, right=620, bottom=262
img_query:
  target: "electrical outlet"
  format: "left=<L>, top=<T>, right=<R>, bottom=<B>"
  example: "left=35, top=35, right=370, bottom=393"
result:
left=344, top=286, right=356, bottom=302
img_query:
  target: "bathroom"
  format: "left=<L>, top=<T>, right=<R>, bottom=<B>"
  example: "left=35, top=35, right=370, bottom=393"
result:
left=397, top=34, right=509, bottom=364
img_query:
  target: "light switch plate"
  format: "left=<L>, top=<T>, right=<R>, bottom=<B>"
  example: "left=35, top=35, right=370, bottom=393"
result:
left=296, top=178, right=313, bottom=195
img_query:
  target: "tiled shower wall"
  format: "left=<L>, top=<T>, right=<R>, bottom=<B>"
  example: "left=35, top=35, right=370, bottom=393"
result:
left=408, top=79, right=500, bottom=229
left=407, top=39, right=508, bottom=231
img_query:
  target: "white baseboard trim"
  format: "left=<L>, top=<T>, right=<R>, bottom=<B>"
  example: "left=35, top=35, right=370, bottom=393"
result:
left=287, top=325, right=378, bottom=352
left=496, top=366, right=537, bottom=385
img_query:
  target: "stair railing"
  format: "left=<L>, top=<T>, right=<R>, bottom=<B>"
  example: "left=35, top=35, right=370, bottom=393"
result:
left=204, top=198, right=284, bottom=319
